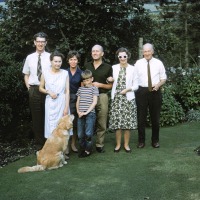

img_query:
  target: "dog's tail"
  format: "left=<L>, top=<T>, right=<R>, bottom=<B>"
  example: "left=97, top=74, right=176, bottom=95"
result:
left=18, top=165, right=45, bottom=173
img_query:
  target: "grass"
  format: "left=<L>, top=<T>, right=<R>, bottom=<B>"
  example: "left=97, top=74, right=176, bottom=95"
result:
left=0, top=122, right=200, bottom=200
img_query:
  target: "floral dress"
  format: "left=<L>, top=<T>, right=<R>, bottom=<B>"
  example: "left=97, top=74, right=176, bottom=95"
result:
left=109, top=67, right=137, bottom=130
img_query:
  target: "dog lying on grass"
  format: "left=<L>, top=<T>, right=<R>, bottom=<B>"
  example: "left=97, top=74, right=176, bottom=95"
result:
left=18, top=114, right=74, bottom=173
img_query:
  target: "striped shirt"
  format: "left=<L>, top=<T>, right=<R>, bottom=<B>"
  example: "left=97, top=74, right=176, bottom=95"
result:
left=76, top=86, right=99, bottom=113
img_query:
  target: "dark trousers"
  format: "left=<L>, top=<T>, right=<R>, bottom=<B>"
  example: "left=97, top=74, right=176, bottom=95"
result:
left=135, top=86, right=162, bottom=143
left=70, top=93, right=78, bottom=134
left=29, top=86, right=46, bottom=145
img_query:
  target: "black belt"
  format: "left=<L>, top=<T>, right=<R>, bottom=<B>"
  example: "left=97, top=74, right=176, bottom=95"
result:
left=139, top=86, right=148, bottom=88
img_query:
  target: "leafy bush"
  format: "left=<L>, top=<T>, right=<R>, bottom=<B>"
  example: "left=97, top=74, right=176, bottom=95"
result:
left=0, top=59, right=29, bottom=127
left=186, top=108, right=200, bottom=122
left=168, top=67, right=200, bottom=111
left=159, top=85, right=185, bottom=126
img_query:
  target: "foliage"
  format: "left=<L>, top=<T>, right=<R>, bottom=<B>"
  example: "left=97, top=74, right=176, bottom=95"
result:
left=0, top=53, right=29, bottom=127
left=0, top=0, right=149, bottom=64
left=168, top=67, right=200, bottom=111
left=159, top=84, right=185, bottom=126
left=154, top=0, right=200, bottom=67
left=186, top=108, right=200, bottom=122
left=0, top=0, right=152, bottom=128
left=0, top=0, right=199, bottom=131
left=146, top=18, right=182, bottom=67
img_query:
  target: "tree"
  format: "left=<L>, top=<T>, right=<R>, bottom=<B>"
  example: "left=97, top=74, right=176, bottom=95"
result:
left=155, top=0, right=200, bottom=67
left=0, top=0, right=151, bottom=128
left=0, top=0, right=149, bottom=64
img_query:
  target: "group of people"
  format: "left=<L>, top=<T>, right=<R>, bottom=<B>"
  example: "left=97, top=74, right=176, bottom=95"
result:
left=22, top=32, right=167, bottom=159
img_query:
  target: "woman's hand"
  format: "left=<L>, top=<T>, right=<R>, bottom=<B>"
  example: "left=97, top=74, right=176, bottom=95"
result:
left=63, top=107, right=68, bottom=116
left=48, top=91, right=58, bottom=99
left=120, top=88, right=130, bottom=95
left=107, top=76, right=114, bottom=83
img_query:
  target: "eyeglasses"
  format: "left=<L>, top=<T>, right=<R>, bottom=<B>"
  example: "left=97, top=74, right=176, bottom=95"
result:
left=118, top=55, right=127, bottom=59
left=35, top=41, right=46, bottom=44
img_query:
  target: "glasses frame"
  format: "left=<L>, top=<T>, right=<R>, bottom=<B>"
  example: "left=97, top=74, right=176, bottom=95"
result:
left=118, top=55, right=128, bottom=59
left=35, top=41, right=46, bottom=44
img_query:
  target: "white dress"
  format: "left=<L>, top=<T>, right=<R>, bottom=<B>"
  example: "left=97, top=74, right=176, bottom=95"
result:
left=43, top=69, right=69, bottom=138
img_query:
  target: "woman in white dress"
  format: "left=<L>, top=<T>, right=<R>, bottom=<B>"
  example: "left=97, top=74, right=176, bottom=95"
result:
left=39, top=51, right=69, bottom=138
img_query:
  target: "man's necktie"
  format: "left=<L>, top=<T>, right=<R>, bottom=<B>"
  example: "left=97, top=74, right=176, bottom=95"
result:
left=147, top=60, right=152, bottom=91
left=37, top=54, right=42, bottom=81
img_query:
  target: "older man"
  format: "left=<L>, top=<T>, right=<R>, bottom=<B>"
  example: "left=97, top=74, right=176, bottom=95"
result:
left=135, top=43, right=167, bottom=148
left=85, top=45, right=113, bottom=153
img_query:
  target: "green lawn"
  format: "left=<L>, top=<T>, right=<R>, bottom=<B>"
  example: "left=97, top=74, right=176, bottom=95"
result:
left=0, top=122, right=200, bottom=200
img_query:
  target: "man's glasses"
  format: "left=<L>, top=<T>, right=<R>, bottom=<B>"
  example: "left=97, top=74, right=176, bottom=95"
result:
left=35, top=41, right=46, bottom=44
left=118, top=55, right=127, bottom=59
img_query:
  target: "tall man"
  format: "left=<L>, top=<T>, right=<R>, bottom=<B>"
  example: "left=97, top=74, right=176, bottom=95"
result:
left=135, top=43, right=167, bottom=148
left=85, top=45, right=113, bottom=153
left=22, top=32, right=51, bottom=147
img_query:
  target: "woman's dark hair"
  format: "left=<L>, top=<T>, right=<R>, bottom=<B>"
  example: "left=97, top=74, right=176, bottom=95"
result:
left=115, top=47, right=131, bottom=60
left=50, top=51, right=64, bottom=61
left=66, top=50, right=81, bottom=63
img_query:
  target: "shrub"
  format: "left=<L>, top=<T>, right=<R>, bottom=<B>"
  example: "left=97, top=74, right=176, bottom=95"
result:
left=0, top=60, right=29, bottom=127
left=186, top=108, right=200, bottom=122
left=168, top=67, right=200, bottom=111
left=159, top=84, right=185, bottom=126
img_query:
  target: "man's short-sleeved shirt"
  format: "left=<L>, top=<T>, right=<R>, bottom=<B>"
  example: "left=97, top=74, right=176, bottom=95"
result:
left=85, top=61, right=112, bottom=94
left=22, top=51, right=51, bottom=85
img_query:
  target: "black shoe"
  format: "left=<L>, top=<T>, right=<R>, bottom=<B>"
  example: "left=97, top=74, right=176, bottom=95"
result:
left=79, top=151, right=91, bottom=158
left=96, top=147, right=105, bottom=153
left=137, top=143, right=145, bottom=148
left=78, top=149, right=85, bottom=158
left=114, top=147, right=121, bottom=153
left=124, top=147, right=131, bottom=153
left=152, top=142, right=160, bottom=148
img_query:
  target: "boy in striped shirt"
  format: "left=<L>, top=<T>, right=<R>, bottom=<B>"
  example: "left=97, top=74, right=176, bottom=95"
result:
left=76, top=70, right=99, bottom=157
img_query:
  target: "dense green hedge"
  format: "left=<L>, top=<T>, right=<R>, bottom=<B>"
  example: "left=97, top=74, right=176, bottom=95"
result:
left=0, top=59, right=29, bottom=127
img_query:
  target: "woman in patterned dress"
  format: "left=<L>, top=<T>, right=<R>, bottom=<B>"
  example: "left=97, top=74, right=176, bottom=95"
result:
left=39, top=51, right=70, bottom=139
left=108, top=48, right=138, bottom=153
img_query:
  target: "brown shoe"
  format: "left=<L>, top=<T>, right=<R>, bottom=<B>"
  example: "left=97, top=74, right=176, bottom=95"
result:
left=137, top=143, right=145, bottom=148
left=152, top=142, right=160, bottom=148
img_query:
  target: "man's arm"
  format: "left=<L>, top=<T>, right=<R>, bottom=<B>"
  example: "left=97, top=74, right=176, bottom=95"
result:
left=153, top=79, right=166, bottom=91
left=92, top=82, right=113, bottom=90
left=24, top=74, right=30, bottom=90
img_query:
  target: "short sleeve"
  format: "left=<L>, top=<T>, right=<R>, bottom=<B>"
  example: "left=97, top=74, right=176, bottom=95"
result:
left=93, top=87, right=99, bottom=96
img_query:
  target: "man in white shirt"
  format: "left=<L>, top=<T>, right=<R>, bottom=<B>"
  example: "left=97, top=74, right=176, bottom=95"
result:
left=134, top=43, right=167, bottom=148
left=22, top=32, right=51, bottom=147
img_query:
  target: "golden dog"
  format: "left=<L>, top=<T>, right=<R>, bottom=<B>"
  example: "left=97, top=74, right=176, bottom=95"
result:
left=18, top=114, right=74, bottom=173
